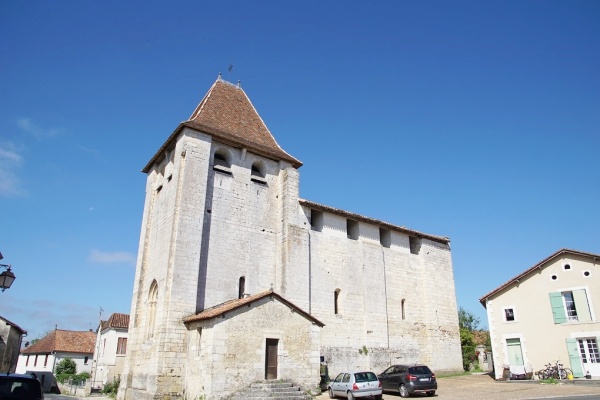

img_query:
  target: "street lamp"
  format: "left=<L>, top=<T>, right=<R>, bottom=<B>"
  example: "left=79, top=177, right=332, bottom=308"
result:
left=0, top=252, right=16, bottom=292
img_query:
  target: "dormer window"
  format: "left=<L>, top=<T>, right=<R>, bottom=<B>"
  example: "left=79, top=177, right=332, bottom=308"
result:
left=251, top=163, right=267, bottom=184
left=213, top=152, right=232, bottom=175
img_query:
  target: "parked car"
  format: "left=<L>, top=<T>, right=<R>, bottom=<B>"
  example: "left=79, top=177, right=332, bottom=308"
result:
left=378, top=364, right=436, bottom=397
left=328, top=371, right=382, bottom=400
left=0, top=373, right=44, bottom=399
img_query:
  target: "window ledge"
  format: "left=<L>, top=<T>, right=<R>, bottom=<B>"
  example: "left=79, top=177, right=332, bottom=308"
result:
left=213, top=165, right=232, bottom=175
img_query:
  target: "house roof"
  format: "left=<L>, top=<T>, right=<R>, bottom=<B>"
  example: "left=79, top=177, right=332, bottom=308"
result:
left=479, top=248, right=600, bottom=307
left=143, top=76, right=302, bottom=173
left=0, top=315, right=27, bottom=334
left=100, top=313, right=129, bottom=331
left=183, top=289, right=325, bottom=327
left=299, top=199, right=450, bottom=245
left=21, top=329, right=96, bottom=355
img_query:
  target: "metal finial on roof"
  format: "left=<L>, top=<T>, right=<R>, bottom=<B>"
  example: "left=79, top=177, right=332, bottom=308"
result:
left=218, top=72, right=222, bottom=81
left=237, top=80, right=241, bottom=88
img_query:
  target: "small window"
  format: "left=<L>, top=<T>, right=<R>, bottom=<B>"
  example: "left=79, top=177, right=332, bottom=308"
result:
left=401, top=299, right=406, bottom=320
left=409, top=236, right=421, bottom=255
left=251, top=163, right=267, bottom=184
left=347, top=220, right=359, bottom=240
left=84, top=356, right=89, bottom=364
left=197, top=327, right=202, bottom=354
left=380, top=228, right=391, bottom=248
left=238, top=276, right=246, bottom=299
left=583, top=271, right=591, bottom=277
left=564, top=264, right=571, bottom=271
left=504, top=308, right=515, bottom=322
left=334, top=289, right=341, bottom=315
left=551, top=274, right=558, bottom=280
left=213, top=152, right=232, bottom=174
left=117, top=337, right=128, bottom=354
left=311, top=210, right=324, bottom=232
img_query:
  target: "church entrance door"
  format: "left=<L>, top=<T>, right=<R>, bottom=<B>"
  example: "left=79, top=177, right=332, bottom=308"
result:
left=265, top=339, right=279, bottom=380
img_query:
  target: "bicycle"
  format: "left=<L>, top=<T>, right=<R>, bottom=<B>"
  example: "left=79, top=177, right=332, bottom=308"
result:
left=536, top=361, right=572, bottom=380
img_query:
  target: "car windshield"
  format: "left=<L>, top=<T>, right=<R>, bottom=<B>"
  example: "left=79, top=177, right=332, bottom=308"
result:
left=0, top=377, right=43, bottom=399
left=408, top=366, right=432, bottom=375
left=354, top=372, right=378, bottom=382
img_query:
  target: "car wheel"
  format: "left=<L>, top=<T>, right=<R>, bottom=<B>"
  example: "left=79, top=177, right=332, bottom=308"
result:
left=426, top=391, right=435, bottom=397
left=329, top=388, right=335, bottom=399
left=347, top=391, right=354, bottom=400
left=399, top=384, right=409, bottom=398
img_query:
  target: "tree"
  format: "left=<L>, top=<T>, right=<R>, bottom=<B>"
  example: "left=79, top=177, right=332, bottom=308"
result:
left=458, top=307, right=479, bottom=371
left=55, top=357, right=77, bottom=375
left=458, top=307, right=480, bottom=331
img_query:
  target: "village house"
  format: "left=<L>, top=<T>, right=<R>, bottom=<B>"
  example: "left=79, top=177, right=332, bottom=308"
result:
left=118, top=76, right=463, bottom=400
left=0, top=315, right=27, bottom=373
left=480, top=248, right=600, bottom=380
left=15, top=329, right=96, bottom=392
left=89, top=313, right=129, bottom=391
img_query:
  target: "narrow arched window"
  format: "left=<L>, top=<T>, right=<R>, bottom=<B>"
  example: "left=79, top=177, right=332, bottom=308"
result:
left=213, top=152, right=232, bottom=174
left=147, top=280, right=158, bottom=338
left=334, top=289, right=341, bottom=315
left=238, top=276, right=246, bottom=299
left=401, top=298, right=406, bottom=320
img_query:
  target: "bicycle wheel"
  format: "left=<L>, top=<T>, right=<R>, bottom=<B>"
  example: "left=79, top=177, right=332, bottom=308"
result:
left=558, top=369, right=567, bottom=379
left=536, top=370, right=545, bottom=380
left=563, top=368, right=572, bottom=378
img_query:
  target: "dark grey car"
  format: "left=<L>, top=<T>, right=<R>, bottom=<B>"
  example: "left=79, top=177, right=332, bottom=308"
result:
left=0, top=373, right=44, bottom=399
left=378, top=364, right=436, bottom=397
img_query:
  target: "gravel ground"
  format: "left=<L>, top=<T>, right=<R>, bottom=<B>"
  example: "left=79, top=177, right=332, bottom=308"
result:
left=380, top=373, right=600, bottom=400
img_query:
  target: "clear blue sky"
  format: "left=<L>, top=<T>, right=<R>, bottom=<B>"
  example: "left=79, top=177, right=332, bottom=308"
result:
left=1, top=1, right=598, bottom=340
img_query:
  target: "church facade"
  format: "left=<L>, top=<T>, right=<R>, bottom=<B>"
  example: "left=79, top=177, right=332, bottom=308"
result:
left=118, top=77, right=462, bottom=400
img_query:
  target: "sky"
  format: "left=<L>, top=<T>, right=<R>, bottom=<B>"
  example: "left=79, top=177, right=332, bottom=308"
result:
left=0, top=1, right=598, bottom=340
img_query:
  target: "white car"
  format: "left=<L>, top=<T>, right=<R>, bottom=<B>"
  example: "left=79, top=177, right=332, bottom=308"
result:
left=328, top=371, right=383, bottom=400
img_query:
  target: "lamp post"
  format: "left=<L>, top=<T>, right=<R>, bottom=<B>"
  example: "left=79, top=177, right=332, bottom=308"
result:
left=0, top=252, right=16, bottom=292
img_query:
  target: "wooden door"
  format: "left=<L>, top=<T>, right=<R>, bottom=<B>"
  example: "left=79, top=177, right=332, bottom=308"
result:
left=265, top=339, right=279, bottom=380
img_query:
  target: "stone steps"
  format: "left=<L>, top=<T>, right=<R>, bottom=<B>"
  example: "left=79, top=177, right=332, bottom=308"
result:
left=231, top=380, right=312, bottom=400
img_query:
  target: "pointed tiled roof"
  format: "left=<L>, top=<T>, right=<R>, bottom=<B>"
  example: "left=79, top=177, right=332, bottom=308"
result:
left=143, top=77, right=302, bottom=172
left=21, top=329, right=96, bottom=355
left=479, top=248, right=600, bottom=307
left=183, top=289, right=324, bottom=327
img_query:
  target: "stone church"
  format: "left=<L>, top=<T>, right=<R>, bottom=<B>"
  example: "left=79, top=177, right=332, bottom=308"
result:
left=118, top=76, right=462, bottom=400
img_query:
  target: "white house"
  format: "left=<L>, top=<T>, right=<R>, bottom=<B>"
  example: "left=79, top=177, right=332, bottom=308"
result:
left=90, top=313, right=129, bottom=390
left=480, top=249, right=600, bottom=380
left=16, top=329, right=96, bottom=391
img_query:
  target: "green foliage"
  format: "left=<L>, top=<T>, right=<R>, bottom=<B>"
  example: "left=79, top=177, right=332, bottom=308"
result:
left=55, top=357, right=77, bottom=375
left=458, top=307, right=480, bottom=331
left=460, top=327, right=477, bottom=371
left=103, top=377, right=120, bottom=396
left=358, top=345, right=368, bottom=355
left=72, top=372, right=90, bottom=385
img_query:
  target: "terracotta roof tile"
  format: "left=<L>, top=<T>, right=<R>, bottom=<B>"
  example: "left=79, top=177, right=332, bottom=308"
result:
left=184, top=290, right=324, bottom=327
left=479, top=248, right=600, bottom=307
left=21, top=329, right=96, bottom=355
left=105, top=313, right=129, bottom=330
left=143, top=77, right=302, bottom=172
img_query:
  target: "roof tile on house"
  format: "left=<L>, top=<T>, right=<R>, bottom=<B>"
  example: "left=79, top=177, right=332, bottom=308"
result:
left=102, top=313, right=129, bottom=330
left=21, top=329, right=96, bottom=355
left=143, top=77, right=302, bottom=172
left=479, top=248, right=600, bottom=307
left=184, top=290, right=324, bottom=327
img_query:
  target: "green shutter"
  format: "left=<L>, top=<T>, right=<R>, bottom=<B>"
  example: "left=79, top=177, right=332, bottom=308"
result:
left=566, top=338, right=584, bottom=377
left=573, top=289, right=592, bottom=322
left=549, top=292, right=567, bottom=324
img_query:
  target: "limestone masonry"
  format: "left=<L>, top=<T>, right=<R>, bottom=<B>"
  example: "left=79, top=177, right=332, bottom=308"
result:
left=118, top=77, right=463, bottom=400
